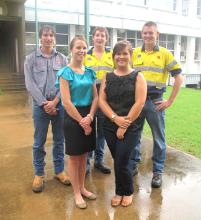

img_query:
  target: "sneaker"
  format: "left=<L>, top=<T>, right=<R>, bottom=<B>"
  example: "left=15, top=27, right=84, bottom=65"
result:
left=54, top=171, right=71, bottom=186
left=94, top=162, right=111, bottom=174
left=132, top=167, right=138, bottom=176
left=151, top=173, right=162, bottom=188
left=32, top=175, right=44, bottom=193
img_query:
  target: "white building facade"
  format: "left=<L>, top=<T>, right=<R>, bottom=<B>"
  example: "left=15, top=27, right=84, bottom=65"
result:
left=25, top=0, right=201, bottom=87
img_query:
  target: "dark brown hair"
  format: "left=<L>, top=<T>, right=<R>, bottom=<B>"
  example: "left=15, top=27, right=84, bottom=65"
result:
left=92, top=27, right=109, bottom=41
left=69, top=35, right=88, bottom=50
left=39, top=25, right=56, bottom=38
left=112, top=40, right=133, bottom=59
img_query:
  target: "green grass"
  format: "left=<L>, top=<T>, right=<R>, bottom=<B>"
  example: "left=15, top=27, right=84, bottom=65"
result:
left=143, top=87, right=201, bottom=159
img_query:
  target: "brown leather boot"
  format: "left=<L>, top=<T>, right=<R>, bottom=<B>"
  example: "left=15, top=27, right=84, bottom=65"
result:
left=54, top=171, right=71, bottom=186
left=32, top=175, right=44, bottom=193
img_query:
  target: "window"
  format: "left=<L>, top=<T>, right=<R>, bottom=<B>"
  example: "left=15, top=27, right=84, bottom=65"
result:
left=25, top=22, right=37, bottom=54
left=194, top=38, right=200, bottom=61
left=180, top=36, right=187, bottom=61
left=159, top=34, right=175, bottom=54
left=197, top=0, right=201, bottom=16
left=117, top=29, right=136, bottom=48
left=25, top=22, right=69, bottom=56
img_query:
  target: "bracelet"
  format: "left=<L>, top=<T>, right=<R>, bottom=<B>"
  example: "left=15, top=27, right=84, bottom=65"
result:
left=111, top=114, right=116, bottom=122
left=87, top=114, right=93, bottom=121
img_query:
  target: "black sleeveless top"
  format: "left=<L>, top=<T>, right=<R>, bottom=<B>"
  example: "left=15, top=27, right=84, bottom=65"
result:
left=105, top=70, right=139, bottom=116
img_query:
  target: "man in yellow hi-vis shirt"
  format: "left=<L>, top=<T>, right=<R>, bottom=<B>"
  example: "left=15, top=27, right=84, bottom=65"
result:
left=131, top=21, right=183, bottom=188
left=84, top=27, right=113, bottom=175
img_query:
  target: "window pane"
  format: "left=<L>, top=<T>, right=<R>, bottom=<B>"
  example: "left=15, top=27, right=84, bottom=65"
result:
left=25, top=22, right=36, bottom=32
left=127, top=30, right=135, bottom=38
left=167, top=42, right=174, bottom=50
left=56, top=46, right=69, bottom=56
left=137, top=31, right=142, bottom=39
left=56, top=34, right=68, bottom=45
left=137, top=39, right=143, bottom=47
left=167, top=35, right=174, bottom=41
left=56, top=24, right=68, bottom=34
left=159, top=34, right=166, bottom=41
left=117, top=37, right=125, bottom=42
left=159, top=41, right=166, bottom=47
left=117, top=29, right=126, bottom=38
left=128, top=38, right=135, bottom=48
left=25, top=33, right=36, bottom=44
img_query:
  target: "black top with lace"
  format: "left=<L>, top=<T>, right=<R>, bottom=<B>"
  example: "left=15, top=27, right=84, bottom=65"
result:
left=105, top=70, right=139, bottom=116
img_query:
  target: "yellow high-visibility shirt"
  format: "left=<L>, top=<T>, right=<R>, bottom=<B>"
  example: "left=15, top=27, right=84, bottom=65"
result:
left=132, top=45, right=181, bottom=91
left=84, top=47, right=114, bottom=81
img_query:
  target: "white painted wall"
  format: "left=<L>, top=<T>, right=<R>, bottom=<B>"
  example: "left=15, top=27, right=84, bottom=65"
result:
left=25, top=0, right=201, bottom=82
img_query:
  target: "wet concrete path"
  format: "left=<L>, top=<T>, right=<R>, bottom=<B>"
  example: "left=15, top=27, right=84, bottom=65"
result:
left=0, top=92, right=201, bottom=220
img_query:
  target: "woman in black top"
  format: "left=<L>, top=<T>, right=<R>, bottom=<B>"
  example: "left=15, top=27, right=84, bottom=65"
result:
left=99, top=40, right=147, bottom=207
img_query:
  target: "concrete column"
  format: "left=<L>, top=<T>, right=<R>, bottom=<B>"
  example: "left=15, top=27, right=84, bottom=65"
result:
left=111, top=29, right=117, bottom=48
left=174, top=35, right=181, bottom=61
left=69, top=24, right=75, bottom=42
left=186, top=37, right=195, bottom=74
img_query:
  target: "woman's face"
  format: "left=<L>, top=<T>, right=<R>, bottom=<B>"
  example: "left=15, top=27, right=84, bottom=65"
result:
left=113, top=47, right=131, bottom=68
left=71, top=40, right=87, bottom=62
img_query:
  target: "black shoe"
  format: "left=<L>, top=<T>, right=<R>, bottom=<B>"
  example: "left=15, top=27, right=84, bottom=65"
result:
left=132, top=167, right=138, bottom=176
left=94, top=162, right=111, bottom=174
left=151, top=173, right=162, bottom=188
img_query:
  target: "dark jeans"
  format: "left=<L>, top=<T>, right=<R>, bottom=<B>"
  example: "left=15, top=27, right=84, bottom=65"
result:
left=104, top=119, right=141, bottom=196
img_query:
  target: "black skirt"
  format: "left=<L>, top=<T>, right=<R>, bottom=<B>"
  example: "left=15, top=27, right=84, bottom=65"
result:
left=63, top=106, right=96, bottom=155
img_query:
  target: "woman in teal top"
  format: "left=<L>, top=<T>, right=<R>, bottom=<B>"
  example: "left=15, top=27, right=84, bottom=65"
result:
left=56, top=36, right=98, bottom=209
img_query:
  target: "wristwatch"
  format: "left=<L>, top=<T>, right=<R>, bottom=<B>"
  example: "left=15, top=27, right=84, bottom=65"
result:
left=111, top=114, right=116, bottom=122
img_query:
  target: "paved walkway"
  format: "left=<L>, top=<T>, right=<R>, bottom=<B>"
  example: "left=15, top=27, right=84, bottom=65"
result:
left=0, top=92, right=201, bottom=220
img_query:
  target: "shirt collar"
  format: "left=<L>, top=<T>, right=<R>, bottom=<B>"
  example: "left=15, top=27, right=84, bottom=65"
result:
left=36, top=47, right=57, bottom=57
left=87, top=47, right=111, bottom=55
left=141, top=44, right=159, bottom=52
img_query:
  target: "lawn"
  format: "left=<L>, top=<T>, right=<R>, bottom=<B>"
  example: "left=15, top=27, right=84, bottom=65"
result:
left=143, top=86, right=201, bottom=159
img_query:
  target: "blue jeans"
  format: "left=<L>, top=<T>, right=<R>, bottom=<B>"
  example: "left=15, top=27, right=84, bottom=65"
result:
left=130, top=97, right=166, bottom=174
left=32, top=101, right=64, bottom=176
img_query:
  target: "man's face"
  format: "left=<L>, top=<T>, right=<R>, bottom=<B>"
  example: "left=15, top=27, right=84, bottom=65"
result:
left=40, top=30, right=55, bottom=49
left=141, top=25, right=159, bottom=47
left=92, top=30, right=107, bottom=48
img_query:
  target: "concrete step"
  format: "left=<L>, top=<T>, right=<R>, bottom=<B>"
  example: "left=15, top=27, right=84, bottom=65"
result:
left=0, top=72, right=26, bottom=92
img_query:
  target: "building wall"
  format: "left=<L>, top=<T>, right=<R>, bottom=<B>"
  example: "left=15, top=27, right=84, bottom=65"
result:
left=0, top=0, right=26, bottom=74
left=24, top=0, right=201, bottom=86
